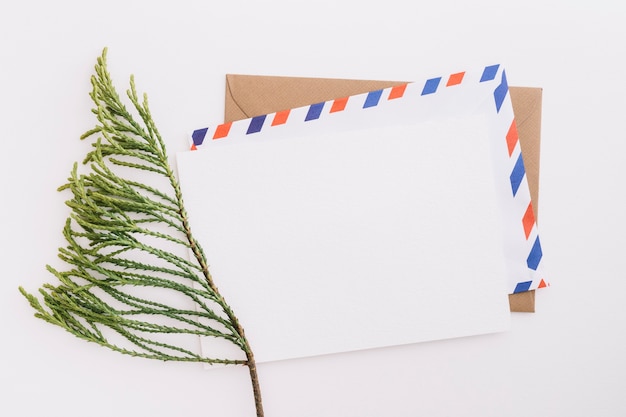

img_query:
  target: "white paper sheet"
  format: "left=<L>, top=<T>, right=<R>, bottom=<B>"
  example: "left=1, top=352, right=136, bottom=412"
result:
left=177, top=114, right=511, bottom=363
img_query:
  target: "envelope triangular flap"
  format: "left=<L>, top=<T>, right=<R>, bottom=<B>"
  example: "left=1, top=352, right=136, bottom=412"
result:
left=225, top=74, right=407, bottom=122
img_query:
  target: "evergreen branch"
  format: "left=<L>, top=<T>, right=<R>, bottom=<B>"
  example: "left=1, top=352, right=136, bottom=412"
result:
left=47, top=261, right=236, bottom=338
left=60, top=217, right=207, bottom=291
left=87, top=161, right=184, bottom=223
left=108, top=158, right=168, bottom=176
left=124, top=179, right=179, bottom=208
left=19, top=48, right=264, bottom=416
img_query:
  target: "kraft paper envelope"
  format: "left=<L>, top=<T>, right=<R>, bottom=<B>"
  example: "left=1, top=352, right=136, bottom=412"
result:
left=223, top=74, right=543, bottom=313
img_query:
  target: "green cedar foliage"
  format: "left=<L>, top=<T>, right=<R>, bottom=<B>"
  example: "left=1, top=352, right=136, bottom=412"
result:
left=19, top=49, right=264, bottom=416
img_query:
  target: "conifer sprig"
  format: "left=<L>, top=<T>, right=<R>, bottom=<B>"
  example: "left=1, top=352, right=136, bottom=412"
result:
left=19, top=48, right=264, bottom=417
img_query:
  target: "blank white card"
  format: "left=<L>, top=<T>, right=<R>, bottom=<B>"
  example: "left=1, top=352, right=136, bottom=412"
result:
left=176, top=114, right=510, bottom=363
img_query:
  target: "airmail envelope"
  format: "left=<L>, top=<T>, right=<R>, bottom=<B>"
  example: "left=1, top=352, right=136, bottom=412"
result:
left=178, top=65, right=546, bottom=362
left=222, top=74, right=545, bottom=313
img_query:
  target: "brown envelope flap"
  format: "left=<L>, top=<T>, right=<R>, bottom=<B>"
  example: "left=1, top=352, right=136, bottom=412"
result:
left=224, top=74, right=543, bottom=313
left=225, top=74, right=407, bottom=122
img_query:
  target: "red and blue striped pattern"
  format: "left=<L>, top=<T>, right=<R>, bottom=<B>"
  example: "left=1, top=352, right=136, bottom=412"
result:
left=188, top=65, right=547, bottom=294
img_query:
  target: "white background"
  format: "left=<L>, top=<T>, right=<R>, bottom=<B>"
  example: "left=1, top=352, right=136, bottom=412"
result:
left=1, top=1, right=624, bottom=416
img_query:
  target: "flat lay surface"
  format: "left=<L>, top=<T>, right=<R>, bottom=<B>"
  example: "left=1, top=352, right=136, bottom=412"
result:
left=1, top=1, right=625, bottom=416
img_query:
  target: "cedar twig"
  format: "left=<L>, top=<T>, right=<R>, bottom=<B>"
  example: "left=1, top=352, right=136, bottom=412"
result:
left=19, top=48, right=264, bottom=417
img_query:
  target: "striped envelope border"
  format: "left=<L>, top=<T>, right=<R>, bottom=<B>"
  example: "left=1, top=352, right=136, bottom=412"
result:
left=188, top=64, right=547, bottom=294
